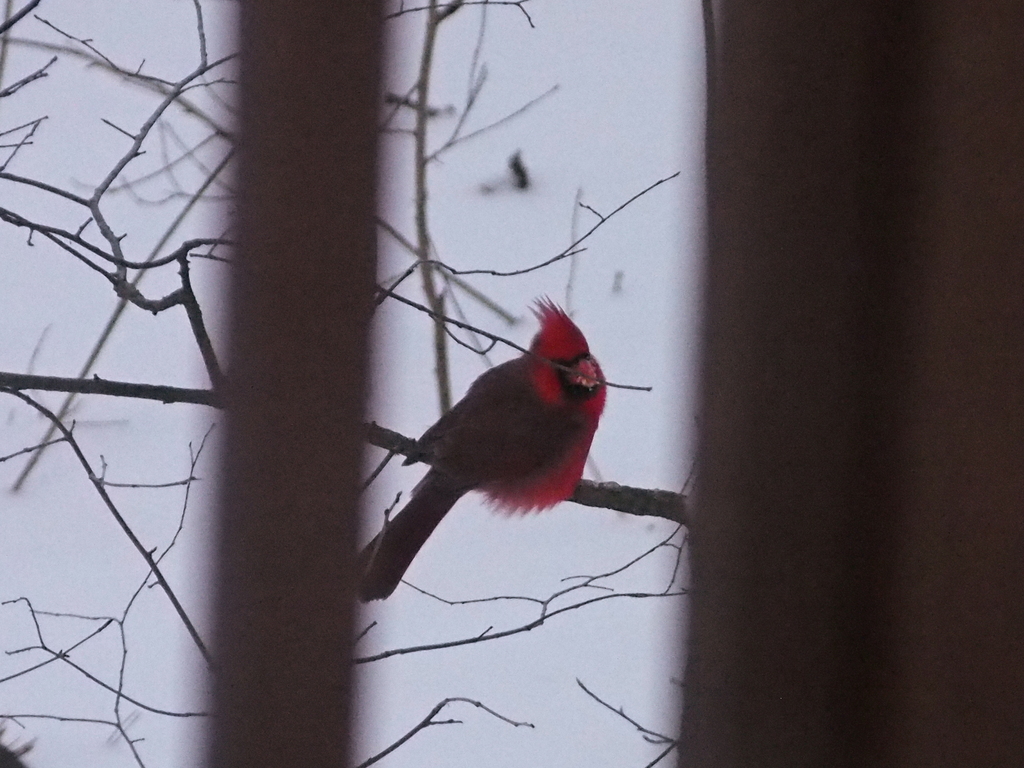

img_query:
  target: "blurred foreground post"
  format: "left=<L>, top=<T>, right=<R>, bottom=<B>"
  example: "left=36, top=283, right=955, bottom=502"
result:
left=207, top=4, right=379, bottom=768
left=686, top=2, right=1024, bottom=766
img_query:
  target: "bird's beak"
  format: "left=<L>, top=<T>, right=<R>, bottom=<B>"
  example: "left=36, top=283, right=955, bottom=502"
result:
left=570, top=356, right=603, bottom=390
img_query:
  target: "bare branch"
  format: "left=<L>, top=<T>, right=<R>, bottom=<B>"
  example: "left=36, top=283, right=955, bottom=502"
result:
left=0, top=54, right=55, bottom=98
left=374, top=288, right=654, bottom=391
left=357, top=697, right=533, bottom=768
left=0, top=604, right=111, bottom=686
left=356, top=526, right=687, bottom=664
left=386, top=0, right=535, bottom=27
left=0, top=168, right=89, bottom=205
left=0, top=389, right=213, bottom=667
left=362, top=420, right=687, bottom=522
left=177, top=255, right=224, bottom=389
left=0, top=370, right=684, bottom=527
left=576, top=678, right=675, bottom=745
left=11, top=149, right=234, bottom=490
left=4, top=36, right=231, bottom=135
left=642, top=742, right=678, bottom=768
left=2, top=604, right=205, bottom=717
left=362, top=450, right=398, bottom=491
left=356, top=588, right=685, bottom=664
left=0, top=712, right=147, bottom=767
left=0, top=436, right=65, bottom=463
left=439, top=172, right=681, bottom=278
left=377, top=221, right=520, bottom=325
left=0, top=116, right=45, bottom=170
left=101, top=476, right=197, bottom=489
left=412, top=0, right=453, bottom=413
left=0, top=372, right=220, bottom=406
left=429, top=84, right=558, bottom=161
left=0, top=0, right=41, bottom=37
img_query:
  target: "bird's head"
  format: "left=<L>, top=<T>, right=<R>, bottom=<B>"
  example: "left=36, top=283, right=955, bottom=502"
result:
left=529, top=299, right=606, bottom=417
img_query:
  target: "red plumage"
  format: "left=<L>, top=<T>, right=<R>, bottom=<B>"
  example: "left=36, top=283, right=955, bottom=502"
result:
left=358, top=300, right=606, bottom=601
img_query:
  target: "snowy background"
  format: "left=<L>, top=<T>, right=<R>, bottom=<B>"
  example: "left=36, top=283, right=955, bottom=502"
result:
left=0, top=1, right=704, bottom=766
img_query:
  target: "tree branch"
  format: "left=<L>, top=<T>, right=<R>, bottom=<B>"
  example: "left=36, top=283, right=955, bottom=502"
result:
left=412, top=0, right=453, bottom=414
left=356, top=697, right=533, bottom=768
left=0, top=371, right=686, bottom=524
left=365, top=421, right=688, bottom=524
left=0, top=372, right=220, bottom=406
left=0, top=0, right=41, bottom=37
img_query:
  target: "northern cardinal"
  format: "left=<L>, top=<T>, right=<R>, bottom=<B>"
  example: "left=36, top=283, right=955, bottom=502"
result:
left=358, top=299, right=606, bottom=601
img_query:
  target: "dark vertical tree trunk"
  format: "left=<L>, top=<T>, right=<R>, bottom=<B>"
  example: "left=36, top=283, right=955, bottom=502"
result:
left=686, top=1, right=1024, bottom=766
left=207, top=4, right=380, bottom=768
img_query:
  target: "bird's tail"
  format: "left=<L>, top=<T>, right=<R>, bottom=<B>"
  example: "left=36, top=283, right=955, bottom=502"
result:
left=358, top=470, right=467, bottom=601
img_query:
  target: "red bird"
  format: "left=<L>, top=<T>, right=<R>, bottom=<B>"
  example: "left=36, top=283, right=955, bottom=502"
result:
left=358, top=300, right=606, bottom=601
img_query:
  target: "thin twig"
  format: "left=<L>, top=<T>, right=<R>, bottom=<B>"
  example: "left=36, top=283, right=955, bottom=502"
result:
left=356, top=528, right=687, bottom=663
left=0, top=169, right=89, bottom=205
left=0, top=607, right=111, bottom=686
left=377, top=220, right=518, bottom=324
left=11, top=149, right=233, bottom=490
left=0, top=436, right=65, bottom=463
left=356, top=697, right=533, bottom=768
left=356, top=588, right=686, bottom=664
left=178, top=254, right=224, bottom=389
left=0, top=116, right=44, bottom=170
left=0, top=0, right=40, bottom=37
left=102, top=477, right=197, bottom=489
left=4, top=36, right=231, bottom=135
left=374, top=289, right=654, bottom=391
left=0, top=54, right=55, bottom=98
left=0, top=389, right=212, bottom=667
left=642, top=742, right=678, bottom=768
left=386, top=0, right=534, bottom=27
left=428, top=84, right=558, bottom=161
left=412, top=0, right=452, bottom=413
left=435, top=172, right=681, bottom=278
left=362, top=450, right=398, bottom=491
left=576, top=678, right=675, bottom=744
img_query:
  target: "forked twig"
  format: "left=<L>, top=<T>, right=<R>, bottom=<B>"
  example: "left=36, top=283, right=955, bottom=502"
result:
left=0, top=389, right=212, bottom=668
left=356, top=697, right=533, bottom=768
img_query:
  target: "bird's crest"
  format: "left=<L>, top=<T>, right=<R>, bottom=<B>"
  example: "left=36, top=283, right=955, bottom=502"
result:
left=531, top=299, right=590, bottom=361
